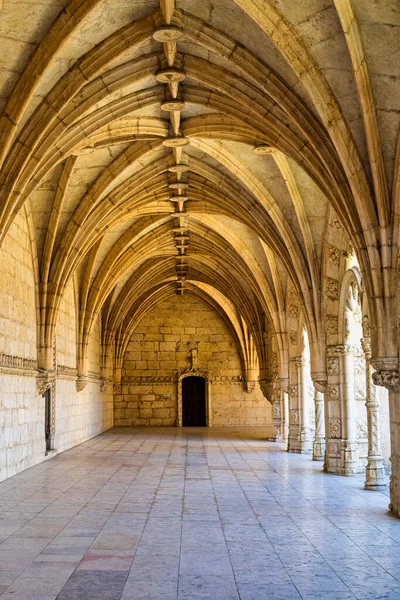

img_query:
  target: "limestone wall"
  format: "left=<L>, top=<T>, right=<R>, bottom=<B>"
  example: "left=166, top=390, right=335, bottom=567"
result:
left=0, top=210, right=43, bottom=481
left=0, top=225, right=113, bottom=482
left=55, top=289, right=113, bottom=453
left=115, top=294, right=272, bottom=428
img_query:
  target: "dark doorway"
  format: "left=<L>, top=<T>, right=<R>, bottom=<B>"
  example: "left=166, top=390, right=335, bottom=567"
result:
left=43, top=388, right=52, bottom=453
left=182, top=376, right=206, bottom=426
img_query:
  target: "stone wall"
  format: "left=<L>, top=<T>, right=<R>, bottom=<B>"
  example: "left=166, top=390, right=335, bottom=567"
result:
left=0, top=221, right=113, bottom=483
left=0, top=210, right=43, bottom=481
left=114, top=294, right=272, bottom=428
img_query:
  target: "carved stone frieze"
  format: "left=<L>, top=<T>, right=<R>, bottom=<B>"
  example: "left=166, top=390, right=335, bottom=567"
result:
left=57, top=365, right=77, bottom=379
left=114, top=383, right=122, bottom=394
left=122, top=376, right=174, bottom=385
left=290, top=409, right=299, bottom=424
left=289, top=384, right=298, bottom=397
left=325, top=278, right=339, bottom=300
left=329, top=417, right=341, bottom=439
left=0, top=352, right=38, bottom=376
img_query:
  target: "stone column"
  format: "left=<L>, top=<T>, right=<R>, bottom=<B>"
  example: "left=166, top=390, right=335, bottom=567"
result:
left=371, top=360, right=398, bottom=512
left=339, top=345, right=361, bottom=474
left=288, top=358, right=312, bottom=453
left=269, top=393, right=282, bottom=441
left=362, top=339, right=386, bottom=489
left=281, top=389, right=289, bottom=442
left=313, top=386, right=325, bottom=461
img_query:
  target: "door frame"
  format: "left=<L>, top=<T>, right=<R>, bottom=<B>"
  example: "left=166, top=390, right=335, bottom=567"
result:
left=177, top=371, right=211, bottom=427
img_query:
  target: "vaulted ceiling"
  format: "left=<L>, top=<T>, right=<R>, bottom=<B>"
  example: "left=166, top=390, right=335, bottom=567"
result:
left=0, top=0, right=399, bottom=381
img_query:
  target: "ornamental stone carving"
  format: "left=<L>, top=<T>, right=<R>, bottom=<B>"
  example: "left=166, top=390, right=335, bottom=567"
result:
left=273, top=401, right=281, bottom=419
left=289, top=384, right=298, bottom=397
left=244, top=381, right=256, bottom=394
left=100, top=378, right=109, bottom=392
left=325, top=278, right=339, bottom=300
left=76, top=375, right=88, bottom=392
left=326, top=316, right=339, bottom=335
left=329, top=418, right=341, bottom=439
left=328, top=246, right=341, bottom=266
left=371, top=358, right=399, bottom=392
left=36, top=370, right=55, bottom=396
left=332, top=218, right=344, bottom=231
left=289, top=331, right=297, bottom=345
left=356, top=420, right=368, bottom=439
left=355, top=382, right=366, bottom=400
left=362, top=315, right=371, bottom=338
left=372, top=370, right=399, bottom=393
left=312, top=372, right=327, bottom=393
left=328, top=385, right=340, bottom=400
left=288, top=305, right=299, bottom=318
left=327, top=357, right=339, bottom=375
left=113, top=383, right=122, bottom=394
left=290, top=409, right=299, bottom=424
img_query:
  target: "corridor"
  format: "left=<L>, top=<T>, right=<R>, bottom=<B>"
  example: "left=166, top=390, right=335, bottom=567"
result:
left=0, top=428, right=399, bottom=600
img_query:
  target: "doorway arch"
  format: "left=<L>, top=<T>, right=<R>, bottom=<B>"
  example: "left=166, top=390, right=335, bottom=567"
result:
left=177, top=371, right=211, bottom=427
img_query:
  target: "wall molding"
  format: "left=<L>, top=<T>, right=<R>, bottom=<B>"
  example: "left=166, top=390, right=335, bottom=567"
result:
left=0, top=352, right=37, bottom=376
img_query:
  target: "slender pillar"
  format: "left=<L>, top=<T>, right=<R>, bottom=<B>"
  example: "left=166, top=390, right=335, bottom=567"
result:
left=288, top=357, right=312, bottom=453
left=313, top=387, right=325, bottom=461
left=339, top=345, right=361, bottom=474
left=362, top=339, right=386, bottom=489
left=281, top=390, right=289, bottom=442
left=269, top=392, right=282, bottom=441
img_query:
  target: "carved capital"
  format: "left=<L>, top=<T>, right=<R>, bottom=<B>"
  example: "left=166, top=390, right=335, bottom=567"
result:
left=276, top=377, right=289, bottom=393
left=36, top=370, right=55, bottom=396
left=311, top=372, right=327, bottom=393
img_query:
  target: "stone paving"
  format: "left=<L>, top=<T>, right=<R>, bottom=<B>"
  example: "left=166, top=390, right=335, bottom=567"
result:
left=0, top=427, right=399, bottom=600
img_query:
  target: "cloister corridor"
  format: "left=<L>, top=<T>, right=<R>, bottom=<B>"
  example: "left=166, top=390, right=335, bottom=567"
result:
left=0, top=428, right=398, bottom=600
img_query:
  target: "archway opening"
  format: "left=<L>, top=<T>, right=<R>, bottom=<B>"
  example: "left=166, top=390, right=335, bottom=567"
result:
left=182, top=376, right=206, bottom=427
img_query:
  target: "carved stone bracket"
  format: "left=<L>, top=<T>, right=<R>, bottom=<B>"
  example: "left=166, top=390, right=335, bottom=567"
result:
left=244, top=380, right=256, bottom=394
left=371, top=358, right=399, bottom=393
left=100, top=378, right=110, bottom=392
left=36, top=370, right=55, bottom=396
left=372, top=370, right=399, bottom=393
left=311, top=372, right=327, bottom=393
left=76, top=375, right=89, bottom=392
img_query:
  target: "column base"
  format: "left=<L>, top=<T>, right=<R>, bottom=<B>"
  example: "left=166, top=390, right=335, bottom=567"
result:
left=313, top=441, right=325, bottom=461
left=364, top=457, right=387, bottom=489
left=340, top=441, right=364, bottom=475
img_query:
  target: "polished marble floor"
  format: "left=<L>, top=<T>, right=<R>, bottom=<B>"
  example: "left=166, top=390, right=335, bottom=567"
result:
left=0, top=427, right=399, bottom=600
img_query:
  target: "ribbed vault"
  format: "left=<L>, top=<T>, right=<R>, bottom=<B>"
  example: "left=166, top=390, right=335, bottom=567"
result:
left=0, top=0, right=399, bottom=397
